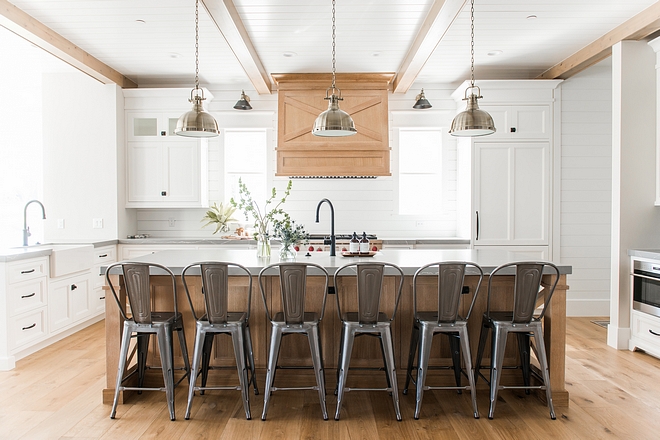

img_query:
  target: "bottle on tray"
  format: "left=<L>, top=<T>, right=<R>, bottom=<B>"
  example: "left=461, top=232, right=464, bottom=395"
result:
left=359, top=232, right=370, bottom=254
left=349, top=232, right=360, bottom=254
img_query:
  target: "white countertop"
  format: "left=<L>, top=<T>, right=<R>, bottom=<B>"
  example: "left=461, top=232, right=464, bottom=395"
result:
left=104, top=248, right=572, bottom=276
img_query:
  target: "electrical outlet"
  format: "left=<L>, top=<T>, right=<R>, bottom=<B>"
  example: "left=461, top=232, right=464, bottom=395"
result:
left=415, top=221, right=425, bottom=227
left=93, top=218, right=103, bottom=229
left=168, top=218, right=176, bottom=227
left=57, top=219, right=65, bottom=229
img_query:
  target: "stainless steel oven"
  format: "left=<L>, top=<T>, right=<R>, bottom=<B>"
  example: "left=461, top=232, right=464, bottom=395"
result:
left=633, top=260, right=660, bottom=318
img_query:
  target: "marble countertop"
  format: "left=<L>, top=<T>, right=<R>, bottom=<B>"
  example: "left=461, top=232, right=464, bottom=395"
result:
left=103, top=248, right=572, bottom=277
left=628, top=249, right=660, bottom=260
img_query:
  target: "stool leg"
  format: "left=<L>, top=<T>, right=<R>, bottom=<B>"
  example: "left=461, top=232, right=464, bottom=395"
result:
left=448, top=333, right=462, bottom=393
left=334, top=323, right=346, bottom=396
left=157, top=325, right=176, bottom=421
left=200, top=333, right=214, bottom=395
left=244, top=324, right=259, bottom=395
left=176, top=320, right=191, bottom=385
left=403, top=322, right=419, bottom=395
left=382, top=326, right=401, bottom=421
left=262, top=325, right=282, bottom=421
left=458, top=326, right=479, bottom=419
left=475, top=319, right=490, bottom=384
left=533, top=328, right=556, bottom=420
left=308, top=324, right=328, bottom=420
left=517, top=333, right=531, bottom=395
left=335, top=324, right=355, bottom=421
left=136, top=333, right=150, bottom=392
left=231, top=325, right=251, bottom=420
left=488, top=327, right=508, bottom=419
left=414, top=325, right=433, bottom=419
left=110, top=323, right=132, bottom=419
left=185, top=324, right=206, bottom=420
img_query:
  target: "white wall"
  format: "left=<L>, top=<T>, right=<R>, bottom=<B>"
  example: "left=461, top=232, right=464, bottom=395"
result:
left=134, top=87, right=464, bottom=239
left=560, top=59, right=613, bottom=316
left=42, top=73, right=124, bottom=241
left=608, top=41, right=660, bottom=348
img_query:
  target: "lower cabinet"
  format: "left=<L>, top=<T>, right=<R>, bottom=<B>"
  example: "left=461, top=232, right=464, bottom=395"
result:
left=48, top=274, right=91, bottom=333
left=630, top=310, right=660, bottom=359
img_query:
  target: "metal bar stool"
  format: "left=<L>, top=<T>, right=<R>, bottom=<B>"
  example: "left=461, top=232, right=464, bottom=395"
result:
left=181, top=262, right=258, bottom=420
left=474, top=261, right=560, bottom=419
left=106, top=262, right=191, bottom=421
left=333, top=262, right=405, bottom=421
left=403, top=261, right=484, bottom=419
left=259, top=262, right=330, bottom=421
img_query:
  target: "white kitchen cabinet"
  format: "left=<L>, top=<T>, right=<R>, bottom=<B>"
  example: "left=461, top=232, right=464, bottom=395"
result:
left=630, top=310, right=660, bottom=359
left=481, top=105, right=550, bottom=140
left=91, top=245, right=116, bottom=314
left=49, top=274, right=91, bottom=332
left=473, top=142, right=550, bottom=246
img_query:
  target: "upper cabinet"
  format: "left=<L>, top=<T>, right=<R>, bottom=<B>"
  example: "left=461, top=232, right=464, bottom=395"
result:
left=272, top=73, right=393, bottom=177
left=482, top=105, right=551, bottom=139
left=123, top=89, right=210, bottom=208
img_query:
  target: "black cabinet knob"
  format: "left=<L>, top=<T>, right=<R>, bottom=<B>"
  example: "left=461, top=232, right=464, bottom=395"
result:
left=161, top=191, right=167, bottom=196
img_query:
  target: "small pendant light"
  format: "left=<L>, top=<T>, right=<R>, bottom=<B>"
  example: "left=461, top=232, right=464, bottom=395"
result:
left=175, top=0, right=219, bottom=138
left=233, top=90, right=252, bottom=110
left=413, top=89, right=432, bottom=109
left=449, top=0, right=495, bottom=137
left=312, top=0, right=357, bottom=137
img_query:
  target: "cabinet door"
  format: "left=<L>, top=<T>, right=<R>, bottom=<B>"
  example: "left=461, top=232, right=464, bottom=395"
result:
left=473, top=142, right=550, bottom=246
left=127, top=141, right=162, bottom=203
left=70, top=279, right=91, bottom=322
left=482, top=105, right=550, bottom=139
left=164, top=141, right=201, bottom=203
left=127, top=113, right=179, bottom=140
left=49, top=279, right=72, bottom=332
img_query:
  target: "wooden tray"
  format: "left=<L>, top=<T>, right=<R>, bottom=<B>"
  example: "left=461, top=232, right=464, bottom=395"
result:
left=341, top=251, right=377, bottom=257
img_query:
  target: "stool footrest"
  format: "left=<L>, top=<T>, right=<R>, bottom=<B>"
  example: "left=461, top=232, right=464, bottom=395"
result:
left=272, top=386, right=319, bottom=391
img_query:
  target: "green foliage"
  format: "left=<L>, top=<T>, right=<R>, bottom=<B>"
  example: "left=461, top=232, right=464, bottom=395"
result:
left=272, top=217, right=309, bottom=246
left=201, top=202, right=237, bottom=234
left=230, top=179, right=293, bottom=239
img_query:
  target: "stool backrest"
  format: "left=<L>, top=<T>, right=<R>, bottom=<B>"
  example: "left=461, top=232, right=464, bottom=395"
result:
left=181, top=261, right=253, bottom=324
left=105, top=261, right=178, bottom=324
left=334, top=262, right=404, bottom=324
left=259, top=262, right=329, bottom=324
left=487, top=261, right=560, bottom=323
left=412, top=261, right=484, bottom=323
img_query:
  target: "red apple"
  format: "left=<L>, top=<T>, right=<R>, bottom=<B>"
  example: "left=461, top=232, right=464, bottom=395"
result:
left=342, top=247, right=347, bottom=252
left=308, top=245, right=315, bottom=251
left=294, top=245, right=300, bottom=252
left=316, top=247, right=323, bottom=252
left=372, top=246, right=378, bottom=252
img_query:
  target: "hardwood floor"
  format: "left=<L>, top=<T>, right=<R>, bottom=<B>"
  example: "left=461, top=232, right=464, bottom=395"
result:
left=1, top=318, right=659, bottom=439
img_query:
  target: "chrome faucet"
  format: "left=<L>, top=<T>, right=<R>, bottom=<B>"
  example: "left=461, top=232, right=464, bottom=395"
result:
left=23, top=200, right=46, bottom=246
left=315, top=198, right=336, bottom=257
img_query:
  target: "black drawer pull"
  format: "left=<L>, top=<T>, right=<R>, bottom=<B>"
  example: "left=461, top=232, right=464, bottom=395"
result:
left=98, top=254, right=108, bottom=258
left=21, top=269, right=35, bottom=274
left=22, top=323, right=36, bottom=331
left=21, top=293, right=36, bottom=299
left=649, top=329, right=660, bottom=337
left=71, top=284, right=78, bottom=290
left=100, top=296, right=105, bottom=300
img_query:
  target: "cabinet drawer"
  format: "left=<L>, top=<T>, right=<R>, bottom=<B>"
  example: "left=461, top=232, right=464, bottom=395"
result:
left=11, top=308, right=47, bottom=350
left=9, top=278, right=47, bottom=317
left=8, top=258, right=48, bottom=284
left=94, top=246, right=116, bottom=265
left=631, top=311, right=660, bottom=345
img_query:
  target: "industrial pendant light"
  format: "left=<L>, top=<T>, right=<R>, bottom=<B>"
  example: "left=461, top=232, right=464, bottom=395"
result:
left=175, top=0, right=219, bottom=138
left=413, top=89, right=432, bottom=109
left=449, top=0, right=495, bottom=137
left=312, top=0, right=357, bottom=137
left=233, top=90, right=252, bottom=110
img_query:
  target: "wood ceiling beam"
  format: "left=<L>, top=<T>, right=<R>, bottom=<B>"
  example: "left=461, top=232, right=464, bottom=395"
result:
left=203, top=0, right=271, bottom=94
left=538, top=1, right=660, bottom=80
left=392, top=0, right=467, bottom=94
left=0, top=0, right=137, bottom=88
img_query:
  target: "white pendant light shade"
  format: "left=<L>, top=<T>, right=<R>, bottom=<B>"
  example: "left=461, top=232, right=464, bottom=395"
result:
left=175, top=90, right=219, bottom=137
left=312, top=93, right=357, bottom=137
left=449, top=88, right=495, bottom=137
left=175, top=0, right=218, bottom=138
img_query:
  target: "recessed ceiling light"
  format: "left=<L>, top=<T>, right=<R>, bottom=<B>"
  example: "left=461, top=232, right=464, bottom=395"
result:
left=135, top=19, right=146, bottom=24
left=488, top=50, right=503, bottom=56
left=169, top=53, right=183, bottom=59
left=372, top=52, right=381, bottom=57
left=282, top=52, right=297, bottom=58
left=526, top=14, right=537, bottom=20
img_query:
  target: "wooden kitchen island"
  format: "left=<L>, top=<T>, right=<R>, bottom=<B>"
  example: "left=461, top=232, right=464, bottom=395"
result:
left=102, top=248, right=571, bottom=407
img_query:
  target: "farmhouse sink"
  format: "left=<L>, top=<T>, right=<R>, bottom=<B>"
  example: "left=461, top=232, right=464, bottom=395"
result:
left=20, top=244, right=94, bottom=277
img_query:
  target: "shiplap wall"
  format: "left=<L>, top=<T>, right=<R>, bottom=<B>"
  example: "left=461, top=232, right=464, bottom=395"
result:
left=560, top=59, right=612, bottom=316
left=135, top=87, right=465, bottom=239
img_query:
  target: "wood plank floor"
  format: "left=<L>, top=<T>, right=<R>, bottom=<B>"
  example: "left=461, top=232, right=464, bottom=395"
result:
left=1, top=318, right=659, bottom=439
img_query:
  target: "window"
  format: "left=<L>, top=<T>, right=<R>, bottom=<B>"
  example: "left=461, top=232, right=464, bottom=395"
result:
left=398, top=129, right=442, bottom=215
left=224, top=129, right=268, bottom=213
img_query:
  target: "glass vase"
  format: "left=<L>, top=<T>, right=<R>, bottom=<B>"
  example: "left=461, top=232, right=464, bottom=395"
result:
left=279, top=242, right=297, bottom=261
left=256, top=234, right=271, bottom=259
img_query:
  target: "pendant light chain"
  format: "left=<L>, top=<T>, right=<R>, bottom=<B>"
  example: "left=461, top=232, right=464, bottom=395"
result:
left=194, top=0, right=200, bottom=91
left=331, top=0, right=337, bottom=90
left=470, top=0, right=475, bottom=88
